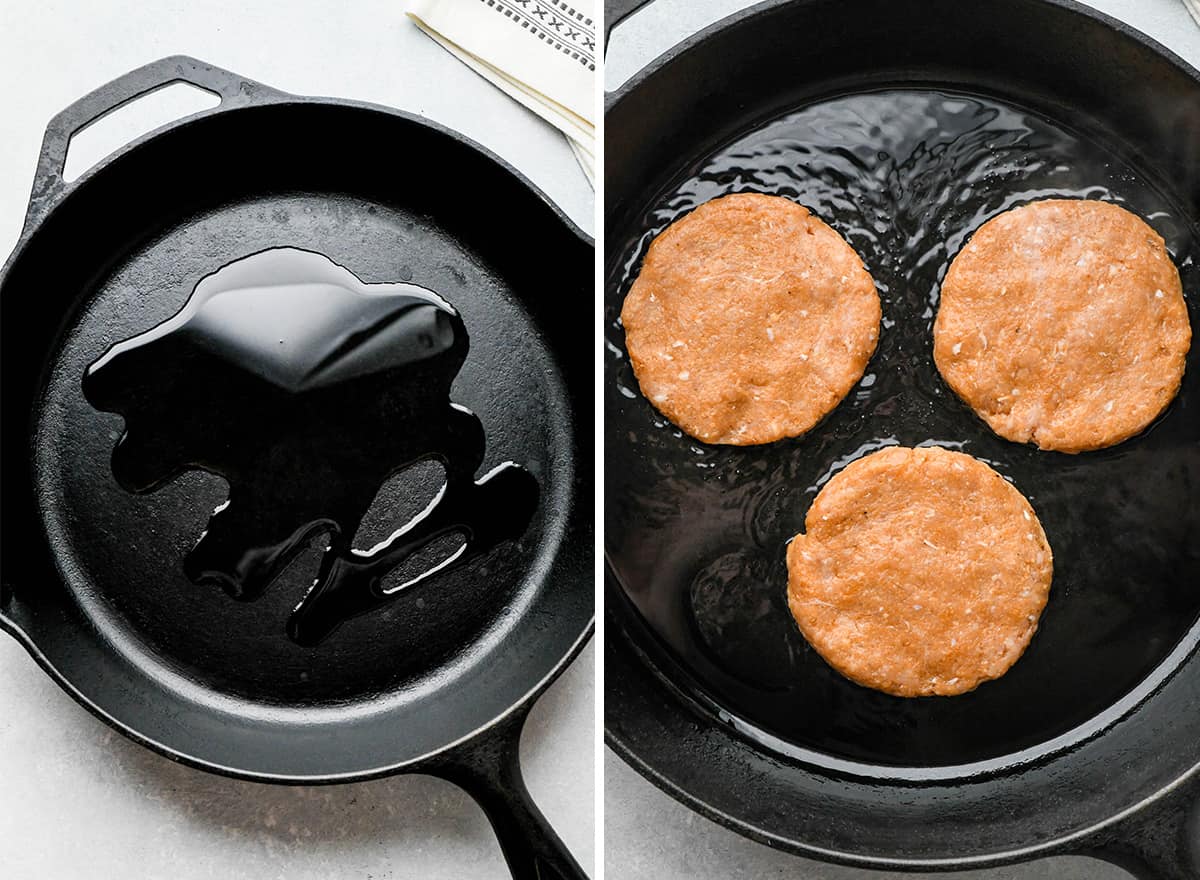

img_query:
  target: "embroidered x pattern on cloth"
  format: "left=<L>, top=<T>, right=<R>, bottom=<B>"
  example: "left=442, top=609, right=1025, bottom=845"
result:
left=409, top=0, right=596, bottom=186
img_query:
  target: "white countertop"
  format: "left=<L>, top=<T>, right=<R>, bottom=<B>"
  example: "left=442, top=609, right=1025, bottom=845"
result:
left=0, top=2, right=594, bottom=878
left=604, top=0, right=1200, bottom=878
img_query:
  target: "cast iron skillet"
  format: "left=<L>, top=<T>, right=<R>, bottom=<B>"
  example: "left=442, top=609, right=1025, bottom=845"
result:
left=604, top=1, right=1200, bottom=877
left=0, top=56, right=591, bottom=880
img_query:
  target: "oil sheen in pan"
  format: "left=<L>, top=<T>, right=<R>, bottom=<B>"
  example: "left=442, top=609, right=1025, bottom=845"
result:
left=604, top=89, right=1200, bottom=775
left=82, top=248, right=539, bottom=648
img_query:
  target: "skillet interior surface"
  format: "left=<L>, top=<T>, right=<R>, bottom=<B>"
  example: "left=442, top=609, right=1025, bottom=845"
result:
left=607, top=83, right=1200, bottom=771
left=1, top=101, right=593, bottom=779
left=605, top=0, right=1200, bottom=864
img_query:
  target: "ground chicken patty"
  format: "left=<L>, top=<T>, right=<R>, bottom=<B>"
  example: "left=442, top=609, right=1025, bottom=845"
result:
left=786, top=446, right=1052, bottom=697
left=934, top=199, right=1191, bottom=453
left=621, top=193, right=881, bottom=445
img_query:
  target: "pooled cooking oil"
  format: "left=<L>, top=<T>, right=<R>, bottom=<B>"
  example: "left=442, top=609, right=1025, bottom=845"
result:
left=83, top=247, right=538, bottom=646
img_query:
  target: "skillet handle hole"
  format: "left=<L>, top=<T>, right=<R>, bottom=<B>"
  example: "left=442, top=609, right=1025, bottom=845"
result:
left=63, top=82, right=220, bottom=183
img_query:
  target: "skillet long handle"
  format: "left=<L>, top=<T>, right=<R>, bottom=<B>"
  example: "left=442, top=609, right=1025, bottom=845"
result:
left=428, top=705, right=589, bottom=880
left=23, top=55, right=286, bottom=233
left=1080, top=769, right=1200, bottom=880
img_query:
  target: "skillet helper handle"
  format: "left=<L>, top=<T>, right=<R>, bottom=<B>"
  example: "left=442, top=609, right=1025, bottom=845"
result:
left=1082, top=770, right=1200, bottom=880
left=429, top=705, right=589, bottom=880
left=23, top=55, right=282, bottom=232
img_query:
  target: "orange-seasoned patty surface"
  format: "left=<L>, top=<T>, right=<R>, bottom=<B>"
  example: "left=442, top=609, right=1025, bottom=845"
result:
left=621, top=193, right=881, bottom=445
left=934, top=199, right=1191, bottom=453
left=786, top=446, right=1053, bottom=697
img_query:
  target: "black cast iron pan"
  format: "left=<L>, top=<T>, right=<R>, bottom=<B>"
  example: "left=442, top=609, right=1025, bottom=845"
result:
left=0, top=56, right=592, bottom=880
left=604, top=1, right=1200, bottom=877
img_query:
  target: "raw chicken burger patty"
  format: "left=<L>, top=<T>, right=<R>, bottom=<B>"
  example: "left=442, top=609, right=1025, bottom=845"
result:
left=934, top=199, right=1191, bottom=453
left=621, top=193, right=881, bottom=445
left=786, top=446, right=1053, bottom=697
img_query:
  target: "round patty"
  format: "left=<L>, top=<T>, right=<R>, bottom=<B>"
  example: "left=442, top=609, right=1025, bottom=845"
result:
left=934, top=199, right=1191, bottom=453
left=786, top=446, right=1052, bottom=697
left=621, top=193, right=881, bottom=445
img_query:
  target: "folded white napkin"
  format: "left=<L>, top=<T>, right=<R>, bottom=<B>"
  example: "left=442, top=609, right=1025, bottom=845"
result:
left=408, top=0, right=596, bottom=186
left=1186, top=0, right=1200, bottom=28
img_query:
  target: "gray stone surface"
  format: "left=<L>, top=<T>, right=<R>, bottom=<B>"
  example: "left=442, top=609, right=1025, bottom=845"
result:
left=603, top=0, right=1199, bottom=877
left=0, top=2, right=593, bottom=877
